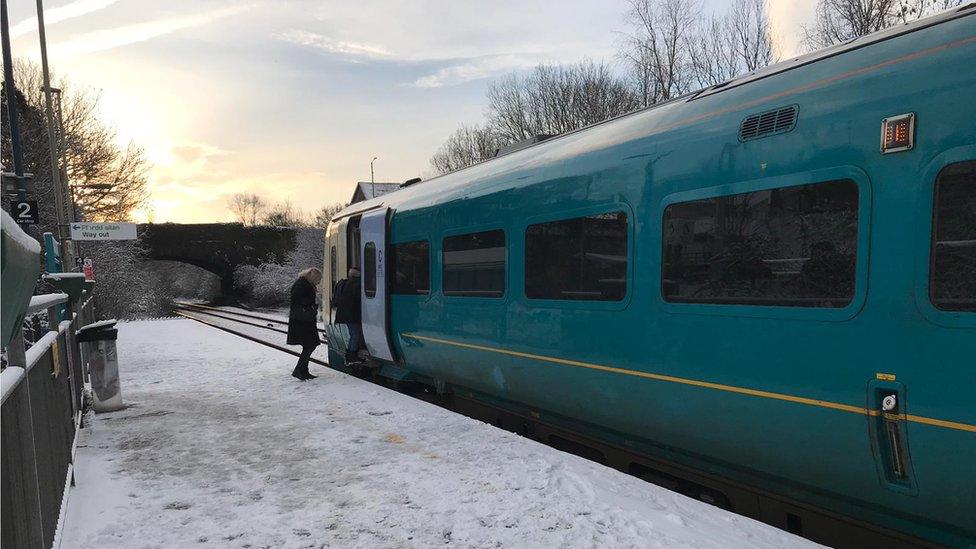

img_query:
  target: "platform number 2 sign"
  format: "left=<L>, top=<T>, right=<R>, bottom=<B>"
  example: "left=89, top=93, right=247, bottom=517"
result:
left=10, top=200, right=39, bottom=226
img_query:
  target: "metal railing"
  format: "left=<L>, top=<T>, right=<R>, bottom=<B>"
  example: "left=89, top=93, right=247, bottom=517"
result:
left=1, top=293, right=93, bottom=549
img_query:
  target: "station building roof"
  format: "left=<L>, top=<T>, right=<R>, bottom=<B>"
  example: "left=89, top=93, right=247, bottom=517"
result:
left=351, top=182, right=401, bottom=204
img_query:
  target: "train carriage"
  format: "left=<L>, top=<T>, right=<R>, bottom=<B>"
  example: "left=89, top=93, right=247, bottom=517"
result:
left=323, top=7, right=976, bottom=547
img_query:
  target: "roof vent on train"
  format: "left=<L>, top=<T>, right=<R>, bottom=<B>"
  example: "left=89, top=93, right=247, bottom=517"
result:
left=739, top=104, right=798, bottom=142
left=401, top=177, right=422, bottom=187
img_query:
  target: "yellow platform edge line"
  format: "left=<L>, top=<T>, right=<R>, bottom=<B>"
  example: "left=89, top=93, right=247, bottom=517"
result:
left=400, top=333, right=975, bottom=433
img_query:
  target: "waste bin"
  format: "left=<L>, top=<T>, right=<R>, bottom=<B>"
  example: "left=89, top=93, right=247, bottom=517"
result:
left=77, top=320, right=123, bottom=412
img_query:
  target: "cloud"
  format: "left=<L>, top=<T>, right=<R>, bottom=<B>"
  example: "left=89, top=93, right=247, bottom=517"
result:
left=10, top=0, right=121, bottom=38
left=22, top=1, right=635, bottom=223
left=278, top=29, right=569, bottom=88
left=44, top=4, right=252, bottom=59
left=407, top=54, right=542, bottom=88
left=276, top=30, right=392, bottom=61
left=151, top=141, right=232, bottom=185
left=170, top=142, right=228, bottom=164
left=144, top=140, right=351, bottom=222
left=149, top=169, right=345, bottom=223
left=768, top=0, right=817, bottom=58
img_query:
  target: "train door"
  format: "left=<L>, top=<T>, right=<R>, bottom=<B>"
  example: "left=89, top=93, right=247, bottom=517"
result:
left=324, top=217, right=348, bottom=327
left=348, top=216, right=362, bottom=272
left=360, top=208, right=396, bottom=362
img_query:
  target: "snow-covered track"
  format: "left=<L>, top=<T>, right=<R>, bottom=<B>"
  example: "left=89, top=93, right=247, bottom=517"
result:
left=174, top=301, right=289, bottom=325
left=172, top=301, right=329, bottom=340
left=172, top=308, right=328, bottom=366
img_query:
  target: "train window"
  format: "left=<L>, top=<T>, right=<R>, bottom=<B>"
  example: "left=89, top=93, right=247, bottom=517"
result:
left=442, top=230, right=505, bottom=297
left=930, top=161, right=976, bottom=312
left=525, top=212, right=628, bottom=301
left=392, top=240, right=430, bottom=295
left=662, top=179, right=858, bottom=307
left=363, top=242, right=376, bottom=298
left=348, top=217, right=361, bottom=270
left=329, top=246, right=337, bottom=298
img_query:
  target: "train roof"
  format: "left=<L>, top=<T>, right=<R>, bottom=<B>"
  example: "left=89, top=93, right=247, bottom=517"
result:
left=331, top=3, right=975, bottom=224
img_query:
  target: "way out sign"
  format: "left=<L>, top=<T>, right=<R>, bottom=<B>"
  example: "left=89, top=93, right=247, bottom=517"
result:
left=70, top=222, right=137, bottom=241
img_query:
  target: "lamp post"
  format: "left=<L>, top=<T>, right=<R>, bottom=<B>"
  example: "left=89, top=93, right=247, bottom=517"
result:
left=36, top=1, right=70, bottom=247
left=1, top=0, right=28, bottom=200
left=370, top=156, right=378, bottom=198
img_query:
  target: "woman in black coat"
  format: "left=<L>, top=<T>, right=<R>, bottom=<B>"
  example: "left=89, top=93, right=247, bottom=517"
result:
left=287, top=268, right=322, bottom=380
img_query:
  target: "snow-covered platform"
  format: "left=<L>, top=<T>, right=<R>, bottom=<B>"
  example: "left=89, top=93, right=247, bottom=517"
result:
left=62, top=318, right=817, bottom=548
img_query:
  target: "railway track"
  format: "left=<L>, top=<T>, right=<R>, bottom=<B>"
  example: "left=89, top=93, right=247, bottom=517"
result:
left=171, top=302, right=328, bottom=365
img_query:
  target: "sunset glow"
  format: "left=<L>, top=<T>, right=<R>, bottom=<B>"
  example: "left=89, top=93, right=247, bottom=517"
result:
left=9, top=0, right=817, bottom=223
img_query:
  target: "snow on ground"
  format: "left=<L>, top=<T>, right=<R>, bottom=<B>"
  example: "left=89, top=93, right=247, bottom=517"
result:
left=61, top=318, right=818, bottom=548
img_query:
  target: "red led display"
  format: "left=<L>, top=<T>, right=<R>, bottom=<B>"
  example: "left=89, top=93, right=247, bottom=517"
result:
left=881, top=113, right=915, bottom=153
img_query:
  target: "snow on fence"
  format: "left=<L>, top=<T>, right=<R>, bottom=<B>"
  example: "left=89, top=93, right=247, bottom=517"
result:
left=27, top=293, right=70, bottom=314
left=1, top=293, right=94, bottom=549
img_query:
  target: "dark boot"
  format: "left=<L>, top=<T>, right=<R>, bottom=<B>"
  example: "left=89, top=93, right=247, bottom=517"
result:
left=292, top=370, right=307, bottom=381
left=295, top=344, right=314, bottom=379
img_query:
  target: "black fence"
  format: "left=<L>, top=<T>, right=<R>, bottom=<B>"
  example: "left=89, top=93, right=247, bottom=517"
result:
left=1, top=295, right=92, bottom=548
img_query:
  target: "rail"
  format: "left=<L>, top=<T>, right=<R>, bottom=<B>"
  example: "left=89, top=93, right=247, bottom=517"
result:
left=172, top=302, right=329, bottom=340
left=171, top=304, right=328, bottom=365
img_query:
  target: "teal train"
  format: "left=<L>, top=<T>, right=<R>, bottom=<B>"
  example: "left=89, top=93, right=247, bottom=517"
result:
left=323, top=7, right=975, bottom=547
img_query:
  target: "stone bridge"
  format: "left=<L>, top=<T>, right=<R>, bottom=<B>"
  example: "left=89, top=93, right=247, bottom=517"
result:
left=138, top=223, right=298, bottom=300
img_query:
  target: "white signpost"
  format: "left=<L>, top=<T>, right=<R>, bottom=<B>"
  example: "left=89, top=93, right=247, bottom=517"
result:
left=70, top=222, right=138, bottom=241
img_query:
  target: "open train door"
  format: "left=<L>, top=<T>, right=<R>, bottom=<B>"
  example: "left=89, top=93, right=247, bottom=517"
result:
left=323, top=216, right=349, bottom=357
left=359, top=208, right=395, bottom=362
left=324, top=216, right=348, bottom=324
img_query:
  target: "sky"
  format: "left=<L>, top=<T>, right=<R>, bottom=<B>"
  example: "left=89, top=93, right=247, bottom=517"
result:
left=9, top=0, right=817, bottom=223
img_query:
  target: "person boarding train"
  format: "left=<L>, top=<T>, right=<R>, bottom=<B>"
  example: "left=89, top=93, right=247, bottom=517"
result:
left=287, top=268, right=322, bottom=380
left=333, top=268, right=366, bottom=365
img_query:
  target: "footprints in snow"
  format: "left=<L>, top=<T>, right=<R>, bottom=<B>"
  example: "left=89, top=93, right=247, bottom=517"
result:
left=163, top=501, right=192, bottom=510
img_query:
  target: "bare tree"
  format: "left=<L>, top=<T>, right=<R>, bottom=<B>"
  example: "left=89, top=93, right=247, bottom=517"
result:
left=430, top=60, right=638, bottom=174
left=3, top=59, right=150, bottom=227
left=620, top=0, right=700, bottom=106
left=313, top=202, right=347, bottom=227
left=430, top=0, right=781, bottom=174
left=69, top=142, right=150, bottom=222
left=687, top=0, right=776, bottom=88
left=727, top=0, right=776, bottom=72
left=229, top=192, right=267, bottom=226
left=803, top=0, right=962, bottom=50
left=686, top=15, right=741, bottom=89
left=804, top=0, right=899, bottom=48
left=623, top=0, right=776, bottom=99
left=262, top=200, right=308, bottom=227
left=485, top=74, right=535, bottom=144
left=485, top=60, right=639, bottom=143
left=430, top=124, right=505, bottom=175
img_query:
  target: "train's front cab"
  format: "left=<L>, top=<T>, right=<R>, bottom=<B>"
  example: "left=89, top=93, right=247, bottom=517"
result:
left=323, top=207, right=397, bottom=369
